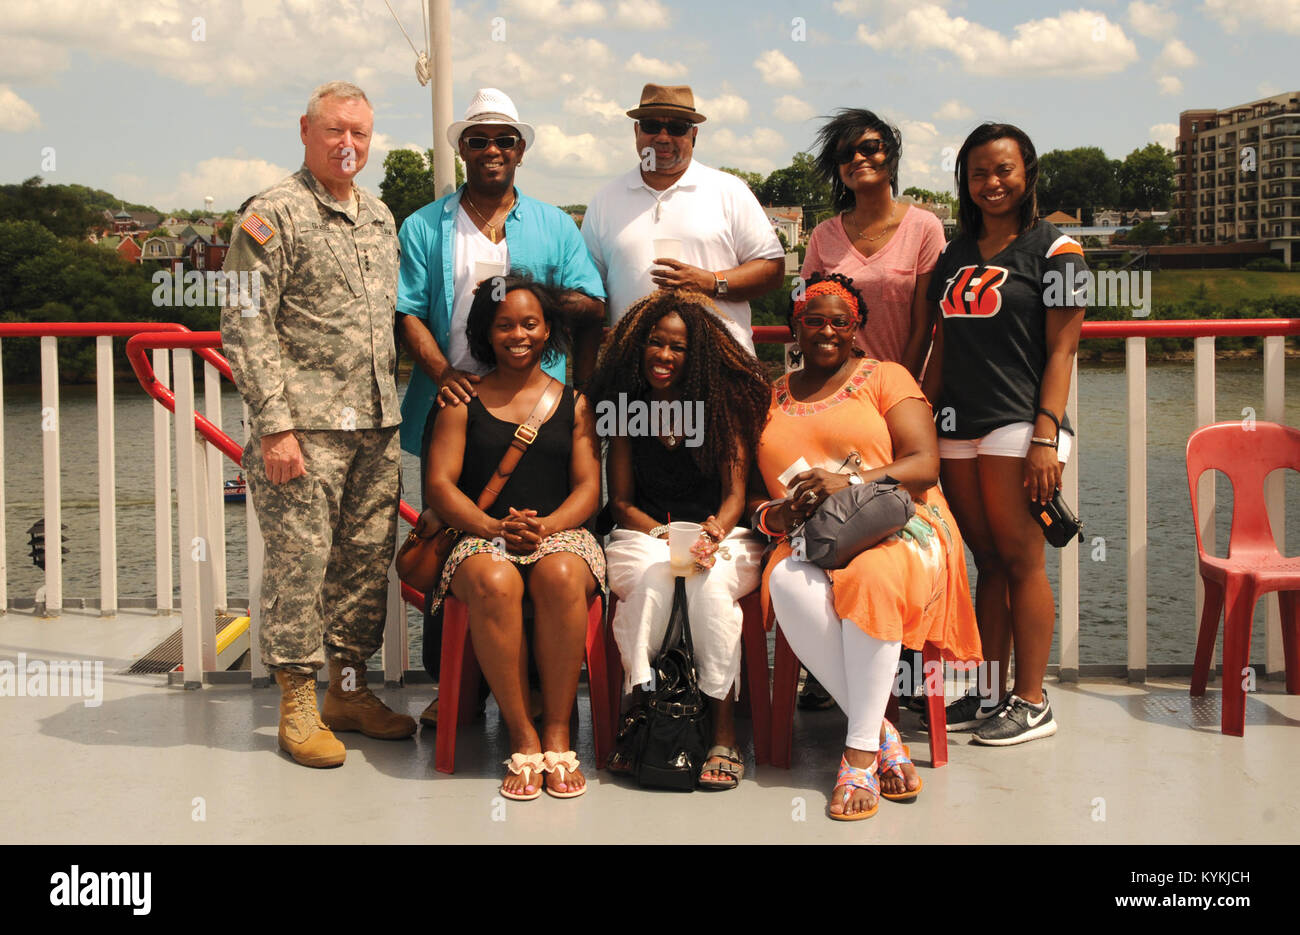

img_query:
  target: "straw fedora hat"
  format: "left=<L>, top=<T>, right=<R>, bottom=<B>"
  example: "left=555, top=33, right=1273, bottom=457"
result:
left=446, top=88, right=536, bottom=149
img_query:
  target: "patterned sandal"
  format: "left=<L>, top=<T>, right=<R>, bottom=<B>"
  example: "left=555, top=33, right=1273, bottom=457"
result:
left=829, top=755, right=879, bottom=821
left=542, top=750, right=587, bottom=799
left=500, top=752, right=545, bottom=801
left=878, top=718, right=922, bottom=802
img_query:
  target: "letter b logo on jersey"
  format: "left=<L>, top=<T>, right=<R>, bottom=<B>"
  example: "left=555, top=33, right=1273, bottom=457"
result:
left=940, top=265, right=1009, bottom=318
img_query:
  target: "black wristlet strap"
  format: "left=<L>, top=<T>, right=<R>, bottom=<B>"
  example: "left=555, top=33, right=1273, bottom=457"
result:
left=1036, top=407, right=1061, bottom=436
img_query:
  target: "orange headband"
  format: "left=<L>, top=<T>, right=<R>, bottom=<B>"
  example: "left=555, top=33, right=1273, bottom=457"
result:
left=794, top=280, right=860, bottom=319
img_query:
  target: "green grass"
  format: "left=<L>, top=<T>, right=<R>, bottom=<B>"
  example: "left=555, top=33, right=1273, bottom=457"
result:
left=1151, top=269, right=1300, bottom=305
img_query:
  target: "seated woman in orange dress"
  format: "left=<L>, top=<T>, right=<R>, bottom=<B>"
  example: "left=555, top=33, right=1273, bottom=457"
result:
left=754, top=272, right=980, bottom=820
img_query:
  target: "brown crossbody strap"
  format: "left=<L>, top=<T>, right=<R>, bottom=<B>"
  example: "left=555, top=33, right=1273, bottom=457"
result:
left=473, top=377, right=564, bottom=511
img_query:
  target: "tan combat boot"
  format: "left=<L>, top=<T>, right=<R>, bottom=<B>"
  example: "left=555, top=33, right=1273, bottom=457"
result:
left=320, top=658, right=417, bottom=739
left=275, top=669, right=346, bottom=768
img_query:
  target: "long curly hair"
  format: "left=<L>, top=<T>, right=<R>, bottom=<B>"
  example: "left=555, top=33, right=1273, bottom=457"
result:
left=585, top=290, right=771, bottom=479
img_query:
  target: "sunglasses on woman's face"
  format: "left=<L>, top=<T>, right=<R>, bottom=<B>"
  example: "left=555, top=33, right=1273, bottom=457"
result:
left=465, top=135, right=520, bottom=151
left=836, top=138, right=886, bottom=164
left=638, top=118, right=693, bottom=137
left=796, top=313, right=857, bottom=332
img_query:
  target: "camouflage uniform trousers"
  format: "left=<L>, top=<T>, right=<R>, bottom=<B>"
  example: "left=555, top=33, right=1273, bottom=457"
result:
left=244, top=426, right=400, bottom=674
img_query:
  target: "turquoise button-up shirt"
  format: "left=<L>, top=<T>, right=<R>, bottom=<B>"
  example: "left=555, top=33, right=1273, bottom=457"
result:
left=395, top=186, right=606, bottom=455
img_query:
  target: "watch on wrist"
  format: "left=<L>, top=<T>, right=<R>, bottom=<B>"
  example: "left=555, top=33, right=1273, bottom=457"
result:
left=847, top=472, right=864, bottom=485
left=714, top=274, right=729, bottom=297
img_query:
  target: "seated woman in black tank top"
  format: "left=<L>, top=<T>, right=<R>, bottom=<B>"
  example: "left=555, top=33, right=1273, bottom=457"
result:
left=425, top=276, right=603, bottom=801
left=586, top=290, right=770, bottom=790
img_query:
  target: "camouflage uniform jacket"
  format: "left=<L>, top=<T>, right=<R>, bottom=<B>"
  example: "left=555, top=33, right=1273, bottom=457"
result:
left=221, top=164, right=401, bottom=438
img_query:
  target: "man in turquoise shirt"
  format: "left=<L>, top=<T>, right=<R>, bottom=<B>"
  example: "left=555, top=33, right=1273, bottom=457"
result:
left=396, top=88, right=605, bottom=457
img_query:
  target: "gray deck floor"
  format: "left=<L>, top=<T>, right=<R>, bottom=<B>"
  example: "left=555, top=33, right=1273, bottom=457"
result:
left=3, top=607, right=1298, bottom=844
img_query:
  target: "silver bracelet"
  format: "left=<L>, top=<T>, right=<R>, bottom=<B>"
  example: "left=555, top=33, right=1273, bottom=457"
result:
left=648, top=524, right=669, bottom=538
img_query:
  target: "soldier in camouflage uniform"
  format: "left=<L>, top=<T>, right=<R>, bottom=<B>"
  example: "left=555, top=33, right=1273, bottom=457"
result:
left=221, top=81, right=416, bottom=768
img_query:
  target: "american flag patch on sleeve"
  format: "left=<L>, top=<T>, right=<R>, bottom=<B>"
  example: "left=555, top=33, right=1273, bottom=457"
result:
left=240, top=213, right=276, bottom=245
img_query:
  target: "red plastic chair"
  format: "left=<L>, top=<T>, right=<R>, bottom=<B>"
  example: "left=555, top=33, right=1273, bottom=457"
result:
left=771, top=613, right=950, bottom=769
left=1186, top=421, right=1300, bottom=736
left=435, top=593, right=613, bottom=774
left=604, top=589, right=773, bottom=764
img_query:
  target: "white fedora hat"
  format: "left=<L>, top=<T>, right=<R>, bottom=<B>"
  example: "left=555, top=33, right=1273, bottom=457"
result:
left=446, top=88, right=536, bottom=150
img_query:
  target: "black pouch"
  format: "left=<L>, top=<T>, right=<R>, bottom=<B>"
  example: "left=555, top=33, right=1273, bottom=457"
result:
left=1029, top=490, right=1084, bottom=549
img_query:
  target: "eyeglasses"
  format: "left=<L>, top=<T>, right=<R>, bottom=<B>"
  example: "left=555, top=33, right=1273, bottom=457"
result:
left=836, top=138, right=886, bottom=164
left=465, top=135, right=520, bottom=151
left=795, top=313, right=857, bottom=331
left=638, top=118, right=693, bottom=137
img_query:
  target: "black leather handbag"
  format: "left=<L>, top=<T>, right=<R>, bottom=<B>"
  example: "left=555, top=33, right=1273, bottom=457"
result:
left=615, top=575, right=711, bottom=791
left=1030, top=490, right=1084, bottom=549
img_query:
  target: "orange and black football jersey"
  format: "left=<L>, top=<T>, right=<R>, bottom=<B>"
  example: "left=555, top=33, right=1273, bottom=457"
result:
left=926, top=221, right=1087, bottom=439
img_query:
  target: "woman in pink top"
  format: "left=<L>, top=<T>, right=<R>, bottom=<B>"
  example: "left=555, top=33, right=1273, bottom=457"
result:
left=802, top=109, right=946, bottom=378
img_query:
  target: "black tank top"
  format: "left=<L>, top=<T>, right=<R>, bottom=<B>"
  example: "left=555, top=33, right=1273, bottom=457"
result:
left=629, top=432, right=721, bottom=524
left=457, top=387, right=575, bottom=520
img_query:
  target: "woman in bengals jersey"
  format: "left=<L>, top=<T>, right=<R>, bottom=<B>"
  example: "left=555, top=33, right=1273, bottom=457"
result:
left=921, top=123, right=1086, bottom=746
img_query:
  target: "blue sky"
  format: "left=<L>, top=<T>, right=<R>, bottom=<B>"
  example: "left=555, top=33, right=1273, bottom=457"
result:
left=2, top=0, right=1296, bottom=213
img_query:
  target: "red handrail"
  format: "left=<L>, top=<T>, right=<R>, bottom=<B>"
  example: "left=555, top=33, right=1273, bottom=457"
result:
left=0, top=321, right=232, bottom=375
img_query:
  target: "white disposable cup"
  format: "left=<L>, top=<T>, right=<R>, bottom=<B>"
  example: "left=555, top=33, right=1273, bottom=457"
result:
left=652, top=238, right=682, bottom=262
left=474, top=260, right=507, bottom=285
left=667, top=521, right=703, bottom=574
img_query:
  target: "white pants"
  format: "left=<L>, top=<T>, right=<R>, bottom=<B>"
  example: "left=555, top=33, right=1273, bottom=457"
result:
left=768, top=557, right=901, bottom=752
left=605, top=527, right=764, bottom=700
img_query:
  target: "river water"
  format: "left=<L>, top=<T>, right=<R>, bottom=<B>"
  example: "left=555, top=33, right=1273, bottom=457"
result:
left=2, top=362, right=1297, bottom=667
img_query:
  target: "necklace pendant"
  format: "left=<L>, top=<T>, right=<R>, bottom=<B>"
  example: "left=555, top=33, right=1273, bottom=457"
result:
left=488, top=225, right=498, bottom=244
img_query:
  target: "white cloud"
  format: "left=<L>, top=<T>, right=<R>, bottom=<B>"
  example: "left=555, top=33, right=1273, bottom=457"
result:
left=615, top=0, right=673, bottom=27
left=700, top=126, right=785, bottom=173
left=833, top=0, right=951, bottom=12
left=857, top=7, right=1138, bottom=76
left=564, top=87, right=627, bottom=123
left=1203, top=0, right=1300, bottom=34
left=933, top=99, right=973, bottom=121
left=695, top=92, right=750, bottom=124
left=1156, top=38, right=1197, bottom=70
left=1258, top=81, right=1283, bottom=97
left=772, top=95, right=815, bottom=123
left=1126, top=1, right=1177, bottom=38
left=0, top=37, right=69, bottom=83
left=501, top=0, right=607, bottom=25
left=754, top=49, right=802, bottom=87
left=369, top=133, right=423, bottom=160
left=625, top=52, right=687, bottom=79
left=1157, top=75, right=1183, bottom=95
left=893, top=118, right=959, bottom=193
left=0, top=85, right=41, bottom=133
left=1148, top=123, right=1178, bottom=150
left=528, top=124, right=620, bottom=177
left=134, top=157, right=293, bottom=213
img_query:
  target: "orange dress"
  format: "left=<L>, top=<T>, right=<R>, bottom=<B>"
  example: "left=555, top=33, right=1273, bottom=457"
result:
left=757, top=359, right=981, bottom=662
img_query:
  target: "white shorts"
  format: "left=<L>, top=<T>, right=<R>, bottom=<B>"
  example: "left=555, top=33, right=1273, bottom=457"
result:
left=938, top=421, right=1073, bottom=462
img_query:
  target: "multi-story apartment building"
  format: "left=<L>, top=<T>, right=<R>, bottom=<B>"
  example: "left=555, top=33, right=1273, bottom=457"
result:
left=1173, top=91, right=1300, bottom=264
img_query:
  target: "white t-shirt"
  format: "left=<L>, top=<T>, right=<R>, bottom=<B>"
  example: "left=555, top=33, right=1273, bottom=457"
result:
left=449, top=207, right=510, bottom=374
left=581, top=160, right=785, bottom=351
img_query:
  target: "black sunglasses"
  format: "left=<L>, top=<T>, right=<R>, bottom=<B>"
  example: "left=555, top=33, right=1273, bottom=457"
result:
left=465, top=135, right=520, bottom=151
left=639, top=118, right=693, bottom=137
left=836, top=138, right=886, bottom=164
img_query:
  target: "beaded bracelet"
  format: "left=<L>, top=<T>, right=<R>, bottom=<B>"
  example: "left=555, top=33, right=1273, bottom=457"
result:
left=648, top=524, right=669, bottom=538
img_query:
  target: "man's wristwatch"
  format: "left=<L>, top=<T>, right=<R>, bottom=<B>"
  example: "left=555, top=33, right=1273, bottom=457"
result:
left=847, top=473, right=864, bottom=485
left=714, top=273, right=729, bottom=297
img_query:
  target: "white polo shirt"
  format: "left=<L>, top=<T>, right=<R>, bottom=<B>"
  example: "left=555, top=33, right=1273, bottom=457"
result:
left=581, top=159, right=785, bottom=351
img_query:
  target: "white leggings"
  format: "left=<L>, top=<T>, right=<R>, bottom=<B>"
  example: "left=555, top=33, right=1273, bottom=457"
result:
left=768, top=557, right=902, bottom=752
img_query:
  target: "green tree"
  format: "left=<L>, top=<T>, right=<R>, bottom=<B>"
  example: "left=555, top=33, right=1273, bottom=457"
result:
left=720, top=167, right=764, bottom=198
left=758, top=152, right=830, bottom=209
left=902, top=186, right=957, bottom=208
left=0, top=177, right=101, bottom=239
left=1038, top=147, right=1121, bottom=219
left=379, top=148, right=464, bottom=231
left=1119, top=143, right=1175, bottom=210
left=1123, top=219, right=1167, bottom=245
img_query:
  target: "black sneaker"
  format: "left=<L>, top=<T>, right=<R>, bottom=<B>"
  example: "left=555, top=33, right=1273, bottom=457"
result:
left=922, top=691, right=1005, bottom=731
left=971, top=692, right=1058, bottom=746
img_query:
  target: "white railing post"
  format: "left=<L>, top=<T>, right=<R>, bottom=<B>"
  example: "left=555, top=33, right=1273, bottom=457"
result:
left=0, top=337, right=7, bottom=613
left=95, top=336, right=118, bottom=616
left=153, top=349, right=174, bottom=614
left=1262, top=335, right=1286, bottom=677
left=1058, top=359, right=1079, bottom=681
left=40, top=337, right=62, bottom=615
left=203, top=362, right=228, bottom=609
left=1193, top=336, right=1216, bottom=666
left=244, top=403, right=268, bottom=685
left=1126, top=336, right=1147, bottom=682
left=173, top=350, right=215, bottom=687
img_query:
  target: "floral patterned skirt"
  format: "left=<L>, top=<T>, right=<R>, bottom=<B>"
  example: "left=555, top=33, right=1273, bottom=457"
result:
left=427, top=527, right=607, bottom=616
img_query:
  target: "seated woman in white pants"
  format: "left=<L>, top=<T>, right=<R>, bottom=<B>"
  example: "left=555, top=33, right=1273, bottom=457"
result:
left=586, top=290, right=771, bottom=789
left=755, top=273, right=981, bottom=820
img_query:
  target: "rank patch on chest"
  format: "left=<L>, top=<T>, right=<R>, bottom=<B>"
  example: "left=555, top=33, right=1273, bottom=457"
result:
left=241, top=213, right=276, bottom=245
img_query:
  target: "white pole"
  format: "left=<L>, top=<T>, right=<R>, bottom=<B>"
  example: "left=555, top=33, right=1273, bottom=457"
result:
left=1193, top=335, right=1216, bottom=665
left=153, top=349, right=174, bottom=614
left=1058, top=360, right=1079, bottom=681
left=1126, top=336, right=1147, bottom=682
left=0, top=337, right=7, bottom=613
left=430, top=0, right=455, bottom=197
left=1262, top=335, right=1285, bottom=678
left=204, top=362, right=228, bottom=609
left=40, top=337, right=62, bottom=616
left=174, top=350, right=204, bottom=688
left=193, top=421, right=218, bottom=676
left=95, top=336, right=118, bottom=616
left=243, top=402, right=268, bottom=684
